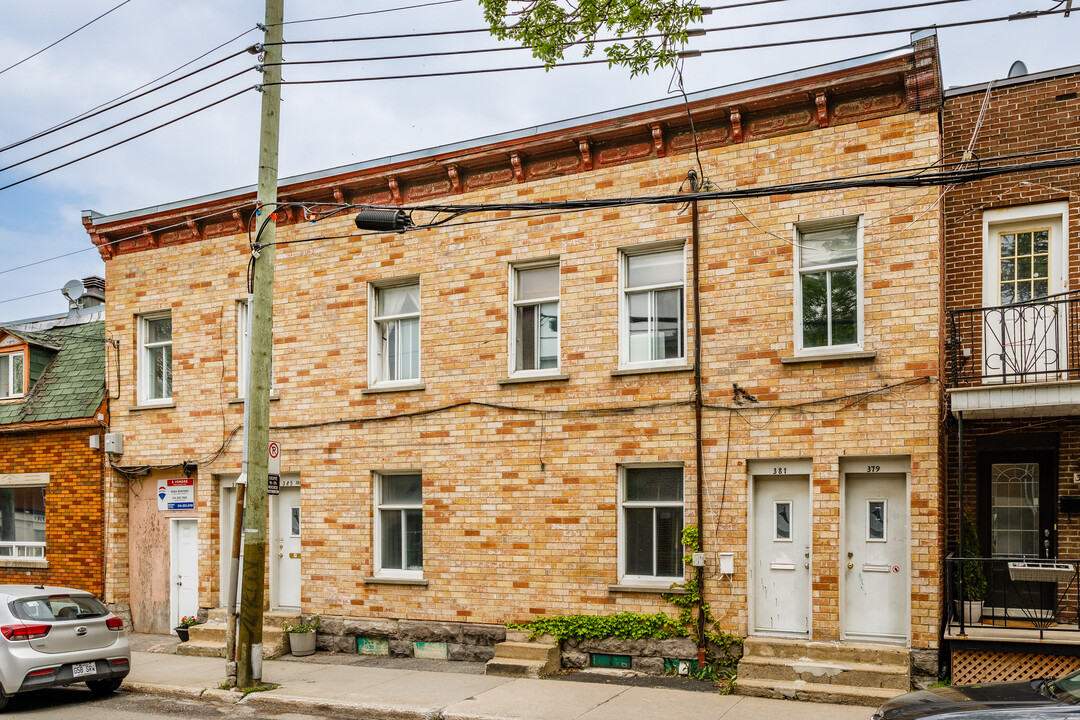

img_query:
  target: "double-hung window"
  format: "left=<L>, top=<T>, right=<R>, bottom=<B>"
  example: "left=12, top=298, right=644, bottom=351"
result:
left=619, top=465, right=684, bottom=585
left=796, top=220, right=861, bottom=353
left=371, top=281, right=420, bottom=385
left=512, top=262, right=560, bottom=374
left=0, top=352, right=24, bottom=399
left=621, top=246, right=685, bottom=367
left=375, top=473, right=423, bottom=578
left=237, top=299, right=273, bottom=397
left=139, top=312, right=172, bottom=404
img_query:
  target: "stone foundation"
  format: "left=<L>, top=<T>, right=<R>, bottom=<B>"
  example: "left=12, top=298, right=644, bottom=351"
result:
left=316, top=616, right=505, bottom=662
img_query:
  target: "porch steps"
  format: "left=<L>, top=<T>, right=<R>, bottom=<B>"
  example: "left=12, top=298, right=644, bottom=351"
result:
left=175, top=608, right=302, bottom=660
left=736, top=637, right=910, bottom=706
left=485, top=630, right=560, bottom=678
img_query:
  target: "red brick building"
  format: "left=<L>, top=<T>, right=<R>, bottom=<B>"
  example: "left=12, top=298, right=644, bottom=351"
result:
left=943, top=63, right=1080, bottom=682
left=0, top=286, right=109, bottom=597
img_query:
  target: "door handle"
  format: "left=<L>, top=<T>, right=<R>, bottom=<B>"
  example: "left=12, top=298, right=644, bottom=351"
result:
left=278, top=553, right=284, bottom=558
left=847, top=562, right=854, bottom=569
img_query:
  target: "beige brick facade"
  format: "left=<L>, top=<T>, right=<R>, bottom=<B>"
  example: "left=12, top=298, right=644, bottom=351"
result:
left=89, top=45, right=943, bottom=654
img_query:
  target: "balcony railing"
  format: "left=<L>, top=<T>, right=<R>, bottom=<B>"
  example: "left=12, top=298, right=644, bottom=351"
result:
left=948, top=291, right=1080, bottom=388
left=946, top=556, right=1080, bottom=639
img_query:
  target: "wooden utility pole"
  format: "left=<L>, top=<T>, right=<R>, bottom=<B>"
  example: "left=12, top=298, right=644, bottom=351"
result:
left=237, top=0, right=283, bottom=688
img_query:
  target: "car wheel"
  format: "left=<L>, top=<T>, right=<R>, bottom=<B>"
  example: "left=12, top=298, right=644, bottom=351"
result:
left=86, top=678, right=122, bottom=696
left=0, top=689, right=8, bottom=711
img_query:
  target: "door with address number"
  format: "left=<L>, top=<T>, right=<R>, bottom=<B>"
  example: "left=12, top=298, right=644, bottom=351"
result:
left=842, top=471, right=907, bottom=644
left=272, top=486, right=302, bottom=609
left=753, top=474, right=811, bottom=637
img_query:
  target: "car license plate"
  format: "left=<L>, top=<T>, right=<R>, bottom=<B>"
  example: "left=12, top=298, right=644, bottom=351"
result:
left=71, top=662, right=97, bottom=678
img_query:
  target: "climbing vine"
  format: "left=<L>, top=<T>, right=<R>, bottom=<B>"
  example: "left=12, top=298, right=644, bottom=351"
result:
left=509, top=525, right=743, bottom=691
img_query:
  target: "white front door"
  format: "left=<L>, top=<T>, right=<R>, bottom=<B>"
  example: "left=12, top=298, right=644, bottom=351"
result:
left=170, top=519, right=199, bottom=629
left=272, top=486, right=302, bottom=609
left=842, top=472, right=908, bottom=644
left=982, top=205, right=1067, bottom=382
left=752, top=474, right=811, bottom=637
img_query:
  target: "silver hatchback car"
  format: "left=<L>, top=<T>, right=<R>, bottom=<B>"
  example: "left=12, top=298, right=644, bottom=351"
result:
left=0, top=585, right=129, bottom=710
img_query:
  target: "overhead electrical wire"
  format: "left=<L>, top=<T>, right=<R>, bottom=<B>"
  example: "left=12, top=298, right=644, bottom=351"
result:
left=0, top=67, right=256, bottom=173
left=0, top=87, right=253, bottom=194
left=268, top=9, right=1069, bottom=86
left=274, top=0, right=464, bottom=26
left=0, top=47, right=256, bottom=156
left=0, top=0, right=137, bottom=78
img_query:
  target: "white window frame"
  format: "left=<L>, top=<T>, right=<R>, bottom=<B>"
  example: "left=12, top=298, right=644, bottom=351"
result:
left=793, top=216, right=864, bottom=356
left=0, top=351, right=25, bottom=399
left=138, top=311, right=173, bottom=405
left=618, top=243, right=687, bottom=369
left=0, top=474, right=48, bottom=561
left=237, top=298, right=274, bottom=397
left=981, top=202, right=1069, bottom=307
left=617, top=464, right=685, bottom=587
left=368, top=278, right=421, bottom=387
left=373, top=471, right=423, bottom=580
left=509, top=259, right=561, bottom=377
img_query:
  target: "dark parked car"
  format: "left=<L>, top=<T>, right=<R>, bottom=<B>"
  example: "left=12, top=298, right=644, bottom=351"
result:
left=874, top=672, right=1080, bottom=720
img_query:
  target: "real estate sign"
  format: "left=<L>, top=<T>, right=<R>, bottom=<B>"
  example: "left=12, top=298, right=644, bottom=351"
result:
left=157, top=477, right=195, bottom=510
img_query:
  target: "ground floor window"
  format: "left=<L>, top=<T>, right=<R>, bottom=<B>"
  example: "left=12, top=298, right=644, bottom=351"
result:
left=619, top=465, right=683, bottom=584
left=375, top=473, right=422, bottom=578
left=0, top=486, right=46, bottom=558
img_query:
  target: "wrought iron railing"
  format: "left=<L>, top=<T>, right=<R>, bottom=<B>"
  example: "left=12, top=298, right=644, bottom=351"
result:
left=948, top=291, right=1080, bottom=387
left=946, top=556, right=1080, bottom=638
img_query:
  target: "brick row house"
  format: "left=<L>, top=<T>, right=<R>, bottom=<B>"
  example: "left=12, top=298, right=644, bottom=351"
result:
left=0, top=281, right=109, bottom=595
left=82, top=34, right=944, bottom=697
left=943, top=63, right=1080, bottom=682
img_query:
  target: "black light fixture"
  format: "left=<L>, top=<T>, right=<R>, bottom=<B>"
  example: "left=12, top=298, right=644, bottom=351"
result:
left=182, top=461, right=197, bottom=478
left=355, top=208, right=412, bottom=234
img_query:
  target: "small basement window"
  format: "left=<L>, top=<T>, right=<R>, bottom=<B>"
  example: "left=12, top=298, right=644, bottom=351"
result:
left=591, top=653, right=632, bottom=669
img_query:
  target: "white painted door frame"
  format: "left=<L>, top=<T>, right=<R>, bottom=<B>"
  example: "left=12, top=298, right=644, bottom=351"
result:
left=270, top=482, right=302, bottom=610
left=169, top=518, right=199, bottom=630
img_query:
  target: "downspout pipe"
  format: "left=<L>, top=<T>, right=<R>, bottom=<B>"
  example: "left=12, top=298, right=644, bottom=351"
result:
left=690, top=171, right=706, bottom=661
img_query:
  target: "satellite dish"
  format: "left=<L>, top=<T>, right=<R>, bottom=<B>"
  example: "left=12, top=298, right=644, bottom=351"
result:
left=1008, top=60, right=1028, bottom=78
left=61, top=279, right=86, bottom=303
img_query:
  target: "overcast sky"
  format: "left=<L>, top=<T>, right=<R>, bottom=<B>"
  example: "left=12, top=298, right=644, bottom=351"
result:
left=0, top=0, right=1075, bottom=322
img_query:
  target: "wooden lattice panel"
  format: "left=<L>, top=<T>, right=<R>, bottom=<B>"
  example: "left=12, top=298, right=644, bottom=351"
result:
left=952, top=649, right=1080, bottom=684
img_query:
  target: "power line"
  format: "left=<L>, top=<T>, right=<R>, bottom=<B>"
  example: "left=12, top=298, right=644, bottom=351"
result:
left=268, top=9, right=1068, bottom=85
left=0, top=68, right=255, bottom=173
left=275, top=0, right=464, bottom=26
left=267, top=0, right=981, bottom=69
left=0, top=0, right=137, bottom=78
left=0, top=88, right=253, bottom=194
left=0, top=47, right=255, bottom=156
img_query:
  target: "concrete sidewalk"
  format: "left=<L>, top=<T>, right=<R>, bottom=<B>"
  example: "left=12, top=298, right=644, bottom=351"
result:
left=125, top=647, right=878, bottom=720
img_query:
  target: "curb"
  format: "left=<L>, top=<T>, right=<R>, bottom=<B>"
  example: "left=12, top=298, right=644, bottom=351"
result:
left=242, top=692, right=442, bottom=720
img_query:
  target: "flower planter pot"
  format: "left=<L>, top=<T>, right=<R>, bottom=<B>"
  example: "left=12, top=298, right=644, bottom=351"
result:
left=289, top=632, right=316, bottom=657
left=175, top=627, right=190, bottom=642
left=956, top=600, right=983, bottom=625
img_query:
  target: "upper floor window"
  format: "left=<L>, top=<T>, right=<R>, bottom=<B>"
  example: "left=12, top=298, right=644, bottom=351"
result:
left=796, top=220, right=861, bottom=353
left=511, top=262, right=559, bottom=374
left=0, top=352, right=24, bottom=399
left=620, top=245, right=685, bottom=367
left=0, top=476, right=47, bottom=561
left=237, top=299, right=273, bottom=397
left=138, top=312, right=172, bottom=404
left=371, top=280, right=420, bottom=385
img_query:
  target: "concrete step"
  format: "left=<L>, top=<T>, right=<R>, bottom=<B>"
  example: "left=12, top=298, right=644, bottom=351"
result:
left=175, top=640, right=225, bottom=658
left=175, top=610, right=298, bottom=659
left=738, top=656, right=910, bottom=690
left=485, top=657, right=554, bottom=678
left=742, top=637, right=909, bottom=666
left=187, top=622, right=227, bottom=644
left=504, top=629, right=557, bottom=645
left=736, top=677, right=906, bottom=706
left=493, top=641, right=561, bottom=663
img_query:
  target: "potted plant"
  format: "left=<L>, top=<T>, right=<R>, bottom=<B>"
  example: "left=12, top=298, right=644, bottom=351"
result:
left=282, top=615, right=320, bottom=657
left=175, top=615, right=198, bottom=642
left=959, top=515, right=987, bottom=624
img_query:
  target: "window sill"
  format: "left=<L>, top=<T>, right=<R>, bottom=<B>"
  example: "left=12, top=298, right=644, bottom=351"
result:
left=362, top=383, right=426, bottom=395
left=781, top=350, right=876, bottom=365
left=0, top=558, right=48, bottom=569
left=363, top=576, right=428, bottom=586
left=228, top=395, right=281, bottom=405
left=608, top=584, right=686, bottom=595
left=610, top=364, right=693, bottom=377
left=498, top=373, right=569, bottom=386
left=128, top=402, right=176, bottom=411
